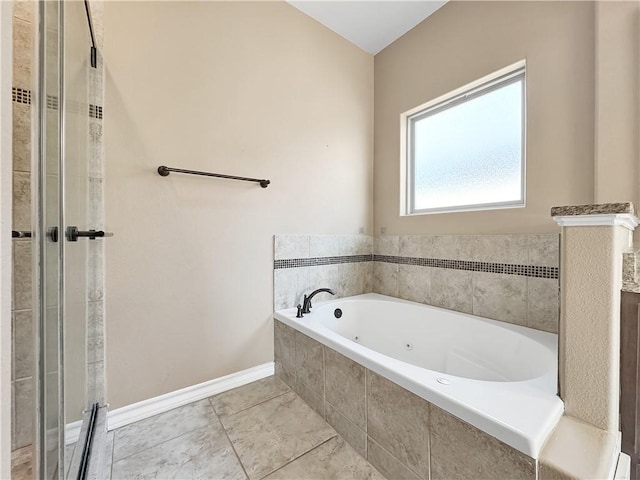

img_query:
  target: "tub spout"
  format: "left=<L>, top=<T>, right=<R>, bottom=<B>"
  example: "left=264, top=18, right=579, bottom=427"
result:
left=301, top=288, right=336, bottom=314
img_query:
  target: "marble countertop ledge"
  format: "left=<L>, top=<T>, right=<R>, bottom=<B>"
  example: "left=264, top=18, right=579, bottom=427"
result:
left=622, top=282, right=640, bottom=294
left=551, top=202, right=635, bottom=217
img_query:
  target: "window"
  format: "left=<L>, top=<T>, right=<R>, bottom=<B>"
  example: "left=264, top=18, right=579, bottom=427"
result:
left=402, top=62, right=526, bottom=215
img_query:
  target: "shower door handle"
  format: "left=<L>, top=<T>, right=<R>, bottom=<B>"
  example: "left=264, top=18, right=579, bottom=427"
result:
left=65, top=226, right=113, bottom=242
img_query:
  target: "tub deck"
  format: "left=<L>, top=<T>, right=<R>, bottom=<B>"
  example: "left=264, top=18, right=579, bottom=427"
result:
left=274, top=293, right=564, bottom=458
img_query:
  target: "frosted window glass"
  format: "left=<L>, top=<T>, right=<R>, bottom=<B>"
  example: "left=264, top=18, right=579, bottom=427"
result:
left=410, top=77, right=524, bottom=213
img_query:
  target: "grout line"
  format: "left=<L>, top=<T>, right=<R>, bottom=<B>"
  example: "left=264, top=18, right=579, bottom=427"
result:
left=217, top=389, right=292, bottom=419
left=322, top=345, right=326, bottom=420
left=427, top=403, right=432, bottom=480
left=108, top=431, right=115, bottom=480
left=215, top=410, right=251, bottom=480
left=114, top=423, right=215, bottom=465
left=525, top=275, right=530, bottom=327
left=110, top=432, right=118, bottom=470
left=364, top=367, right=368, bottom=459
left=325, top=399, right=366, bottom=442
left=10, top=312, right=15, bottom=383
left=368, top=435, right=423, bottom=480
left=110, top=420, right=215, bottom=464
left=256, top=434, right=338, bottom=480
left=471, top=270, right=477, bottom=316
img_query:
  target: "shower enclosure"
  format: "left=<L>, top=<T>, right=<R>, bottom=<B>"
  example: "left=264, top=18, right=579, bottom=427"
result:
left=32, top=1, right=105, bottom=478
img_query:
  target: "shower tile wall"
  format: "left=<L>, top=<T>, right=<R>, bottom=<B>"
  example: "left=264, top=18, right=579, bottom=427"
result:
left=87, top=38, right=106, bottom=406
left=11, top=0, right=34, bottom=451
left=274, top=233, right=560, bottom=334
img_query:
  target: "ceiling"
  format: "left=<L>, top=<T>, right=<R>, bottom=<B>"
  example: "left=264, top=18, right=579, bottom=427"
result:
left=287, top=1, right=448, bottom=55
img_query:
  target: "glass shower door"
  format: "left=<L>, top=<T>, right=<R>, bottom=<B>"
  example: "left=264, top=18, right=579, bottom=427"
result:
left=62, top=0, right=90, bottom=442
left=36, top=1, right=92, bottom=478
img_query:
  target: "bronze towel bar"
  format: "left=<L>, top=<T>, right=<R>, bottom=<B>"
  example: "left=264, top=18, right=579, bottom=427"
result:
left=157, top=165, right=270, bottom=188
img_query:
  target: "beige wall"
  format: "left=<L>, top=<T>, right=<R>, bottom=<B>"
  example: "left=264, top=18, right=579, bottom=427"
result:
left=374, top=1, right=596, bottom=235
left=594, top=1, right=640, bottom=207
left=103, top=1, right=373, bottom=408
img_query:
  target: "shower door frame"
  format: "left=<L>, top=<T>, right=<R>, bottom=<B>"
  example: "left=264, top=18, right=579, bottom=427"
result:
left=35, top=1, right=66, bottom=477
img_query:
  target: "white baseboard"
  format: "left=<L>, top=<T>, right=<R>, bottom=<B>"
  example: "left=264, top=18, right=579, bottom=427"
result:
left=65, top=420, right=83, bottom=445
left=614, top=452, right=631, bottom=480
left=107, top=362, right=274, bottom=431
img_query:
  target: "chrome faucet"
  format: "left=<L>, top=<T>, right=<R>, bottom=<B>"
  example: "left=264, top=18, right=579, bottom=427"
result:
left=301, top=288, right=336, bottom=314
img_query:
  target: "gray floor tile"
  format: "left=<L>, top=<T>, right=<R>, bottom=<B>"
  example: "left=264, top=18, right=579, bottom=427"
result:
left=111, top=424, right=246, bottom=480
left=221, top=391, right=336, bottom=479
left=64, top=442, right=76, bottom=478
left=210, top=376, right=291, bottom=417
left=96, top=431, right=115, bottom=480
left=11, top=459, right=32, bottom=480
left=264, top=436, right=385, bottom=480
left=11, top=446, right=32, bottom=480
left=112, top=399, right=217, bottom=461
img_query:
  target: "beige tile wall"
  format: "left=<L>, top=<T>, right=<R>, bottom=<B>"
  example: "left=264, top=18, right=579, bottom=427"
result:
left=273, top=234, right=373, bottom=310
left=274, top=320, right=537, bottom=479
left=373, top=234, right=560, bottom=333
left=11, top=0, right=34, bottom=451
left=274, top=233, right=560, bottom=334
left=87, top=47, right=105, bottom=406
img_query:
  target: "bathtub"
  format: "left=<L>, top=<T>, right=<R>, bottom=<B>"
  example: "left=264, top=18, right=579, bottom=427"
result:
left=273, top=293, right=564, bottom=458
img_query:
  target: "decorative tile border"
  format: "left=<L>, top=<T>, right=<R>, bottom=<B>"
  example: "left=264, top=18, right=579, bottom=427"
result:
left=12, top=87, right=31, bottom=104
left=275, top=254, right=372, bottom=269
left=47, top=94, right=59, bottom=110
left=274, top=254, right=558, bottom=279
left=374, top=255, right=558, bottom=279
left=11, top=87, right=103, bottom=119
left=89, top=104, right=103, bottom=119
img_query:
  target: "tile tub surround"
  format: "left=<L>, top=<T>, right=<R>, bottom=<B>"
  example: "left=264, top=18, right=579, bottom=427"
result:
left=274, top=233, right=560, bottom=334
left=105, top=376, right=383, bottom=480
left=274, top=320, right=540, bottom=479
left=372, top=234, right=560, bottom=333
left=273, top=235, right=373, bottom=311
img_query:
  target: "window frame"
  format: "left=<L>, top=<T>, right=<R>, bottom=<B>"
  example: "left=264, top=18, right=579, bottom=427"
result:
left=401, top=61, right=527, bottom=216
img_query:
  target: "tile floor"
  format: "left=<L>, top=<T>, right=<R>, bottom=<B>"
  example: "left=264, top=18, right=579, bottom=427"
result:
left=10, top=445, right=32, bottom=480
left=104, top=376, right=385, bottom=479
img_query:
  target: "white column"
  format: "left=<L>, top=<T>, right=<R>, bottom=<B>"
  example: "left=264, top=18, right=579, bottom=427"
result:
left=553, top=212, right=637, bottom=431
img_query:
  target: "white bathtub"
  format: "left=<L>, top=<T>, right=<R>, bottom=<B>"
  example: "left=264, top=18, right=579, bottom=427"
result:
left=273, top=293, right=564, bottom=458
